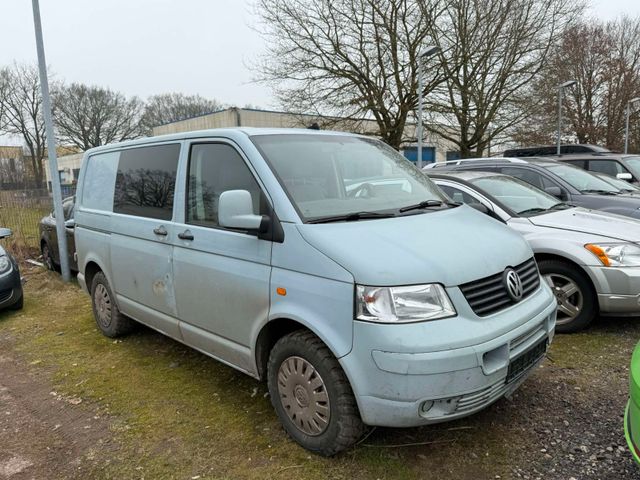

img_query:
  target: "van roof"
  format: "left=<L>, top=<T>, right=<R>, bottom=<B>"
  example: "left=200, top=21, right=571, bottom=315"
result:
left=84, top=127, right=365, bottom=156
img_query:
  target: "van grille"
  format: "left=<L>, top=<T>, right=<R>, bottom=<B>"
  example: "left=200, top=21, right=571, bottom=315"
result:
left=459, top=258, right=540, bottom=317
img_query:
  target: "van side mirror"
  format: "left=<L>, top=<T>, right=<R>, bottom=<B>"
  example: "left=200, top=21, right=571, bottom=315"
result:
left=544, top=186, right=564, bottom=199
left=617, top=172, right=633, bottom=181
left=0, top=228, right=12, bottom=239
left=218, top=190, right=268, bottom=233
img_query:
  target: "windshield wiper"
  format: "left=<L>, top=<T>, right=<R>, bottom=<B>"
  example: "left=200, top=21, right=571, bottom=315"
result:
left=518, top=207, right=548, bottom=216
left=398, top=199, right=460, bottom=213
left=307, top=211, right=396, bottom=224
left=580, top=189, right=619, bottom=195
left=548, top=202, right=573, bottom=210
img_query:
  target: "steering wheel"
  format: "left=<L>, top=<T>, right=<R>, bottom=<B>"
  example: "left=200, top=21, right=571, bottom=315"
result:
left=348, top=182, right=376, bottom=198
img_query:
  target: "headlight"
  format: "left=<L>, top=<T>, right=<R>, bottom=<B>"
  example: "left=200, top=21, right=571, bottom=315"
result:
left=0, top=255, right=11, bottom=275
left=356, top=284, right=456, bottom=323
left=585, top=243, right=640, bottom=267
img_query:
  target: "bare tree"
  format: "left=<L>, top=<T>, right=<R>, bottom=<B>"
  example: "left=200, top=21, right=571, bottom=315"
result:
left=0, top=64, right=48, bottom=188
left=255, top=0, right=446, bottom=148
left=53, top=83, right=145, bottom=150
left=515, top=16, right=640, bottom=151
left=141, top=93, right=222, bottom=133
left=422, top=0, right=582, bottom=158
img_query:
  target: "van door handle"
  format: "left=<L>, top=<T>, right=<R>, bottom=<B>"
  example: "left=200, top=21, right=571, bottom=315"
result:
left=153, top=226, right=168, bottom=236
left=178, top=230, right=194, bottom=241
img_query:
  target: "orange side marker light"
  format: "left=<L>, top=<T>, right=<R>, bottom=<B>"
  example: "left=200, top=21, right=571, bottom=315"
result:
left=276, top=287, right=287, bottom=296
left=585, top=244, right=610, bottom=267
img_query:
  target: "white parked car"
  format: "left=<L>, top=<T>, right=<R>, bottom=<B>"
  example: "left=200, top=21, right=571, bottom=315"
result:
left=429, top=170, right=640, bottom=332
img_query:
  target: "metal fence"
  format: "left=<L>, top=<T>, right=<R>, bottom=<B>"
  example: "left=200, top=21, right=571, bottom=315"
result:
left=0, top=187, right=56, bottom=259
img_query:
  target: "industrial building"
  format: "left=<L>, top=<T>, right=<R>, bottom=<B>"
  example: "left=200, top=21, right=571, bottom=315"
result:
left=152, top=107, right=462, bottom=164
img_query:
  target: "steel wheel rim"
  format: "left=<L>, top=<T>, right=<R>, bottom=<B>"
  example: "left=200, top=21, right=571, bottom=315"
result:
left=544, top=273, right=583, bottom=325
left=277, top=356, right=330, bottom=436
left=93, top=284, right=112, bottom=328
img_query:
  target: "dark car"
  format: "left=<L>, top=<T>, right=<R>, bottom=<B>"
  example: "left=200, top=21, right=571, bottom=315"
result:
left=0, top=228, right=23, bottom=311
left=503, top=144, right=611, bottom=157
left=554, top=153, right=640, bottom=185
left=425, top=157, right=640, bottom=220
left=39, top=196, right=77, bottom=271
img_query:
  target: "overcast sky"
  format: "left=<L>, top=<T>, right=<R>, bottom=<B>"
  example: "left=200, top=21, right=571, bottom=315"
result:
left=1, top=0, right=639, bottom=118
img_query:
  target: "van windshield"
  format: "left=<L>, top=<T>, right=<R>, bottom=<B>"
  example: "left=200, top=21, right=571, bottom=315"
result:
left=252, top=134, right=449, bottom=222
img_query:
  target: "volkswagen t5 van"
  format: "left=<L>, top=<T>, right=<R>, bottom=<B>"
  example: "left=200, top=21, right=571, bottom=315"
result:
left=75, top=129, right=557, bottom=455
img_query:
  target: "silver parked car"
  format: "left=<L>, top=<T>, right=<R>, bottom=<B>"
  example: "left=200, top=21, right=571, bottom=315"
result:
left=430, top=170, right=640, bottom=332
left=74, top=129, right=556, bottom=454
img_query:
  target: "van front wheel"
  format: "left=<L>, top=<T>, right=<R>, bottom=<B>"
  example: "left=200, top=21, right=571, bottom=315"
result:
left=90, top=272, right=134, bottom=337
left=267, top=330, right=365, bottom=456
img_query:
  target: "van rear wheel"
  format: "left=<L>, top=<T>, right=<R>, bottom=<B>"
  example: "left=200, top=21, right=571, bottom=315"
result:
left=267, top=330, right=364, bottom=456
left=538, top=259, right=595, bottom=333
left=90, top=272, right=134, bottom=337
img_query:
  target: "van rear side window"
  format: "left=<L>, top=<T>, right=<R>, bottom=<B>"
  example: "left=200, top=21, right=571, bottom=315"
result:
left=83, top=151, right=119, bottom=211
left=113, top=144, right=180, bottom=220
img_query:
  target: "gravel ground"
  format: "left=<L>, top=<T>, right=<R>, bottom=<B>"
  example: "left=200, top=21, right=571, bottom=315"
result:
left=507, top=317, right=639, bottom=479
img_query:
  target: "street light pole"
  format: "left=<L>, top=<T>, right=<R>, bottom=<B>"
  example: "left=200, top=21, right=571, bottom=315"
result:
left=625, top=97, right=640, bottom=154
left=417, top=46, right=439, bottom=169
left=31, top=0, right=71, bottom=282
left=556, top=80, right=577, bottom=156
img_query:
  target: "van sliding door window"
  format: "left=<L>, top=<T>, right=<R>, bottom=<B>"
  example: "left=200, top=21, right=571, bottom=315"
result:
left=186, top=143, right=266, bottom=228
left=113, top=144, right=180, bottom=220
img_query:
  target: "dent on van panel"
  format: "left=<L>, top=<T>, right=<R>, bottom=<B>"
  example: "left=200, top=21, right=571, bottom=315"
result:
left=110, top=233, right=177, bottom=318
left=151, top=257, right=177, bottom=314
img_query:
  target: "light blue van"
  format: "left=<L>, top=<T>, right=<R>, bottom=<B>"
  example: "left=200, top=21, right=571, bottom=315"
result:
left=74, top=129, right=557, bottom=455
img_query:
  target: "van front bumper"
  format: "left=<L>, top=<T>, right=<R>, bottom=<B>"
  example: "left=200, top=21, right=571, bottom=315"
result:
left=588, top=266, right=640, bottom=315
left=339, top=286, right=557, bottom=428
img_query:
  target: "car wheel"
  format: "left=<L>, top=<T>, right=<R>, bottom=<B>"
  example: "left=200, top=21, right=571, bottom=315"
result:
left=41, top=242, right=58, bottom=271
left=267, top=330, right=365, bottom=456
left=10, top=294, right=23, bottom=310
left=90, top=272, right=134, bottom=337
left=538, top=259, right=596, bottom=333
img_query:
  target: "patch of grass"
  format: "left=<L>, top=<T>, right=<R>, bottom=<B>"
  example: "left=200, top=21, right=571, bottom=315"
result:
left=3, top=270, right=418, bottom=480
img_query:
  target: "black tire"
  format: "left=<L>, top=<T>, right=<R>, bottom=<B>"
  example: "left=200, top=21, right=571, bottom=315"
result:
left=10, top=294, right=23, bottom=310
left=41, top=242, right=58, bottom=272
left=90, top=272, right=134, bottom=337
left=538, top=259, right=596, bottom=333
left=267, top=330, right=365, bottom=456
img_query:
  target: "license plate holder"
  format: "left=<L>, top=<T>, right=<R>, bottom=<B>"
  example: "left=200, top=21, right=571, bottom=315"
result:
left=506, top=337, right=547, bottom=383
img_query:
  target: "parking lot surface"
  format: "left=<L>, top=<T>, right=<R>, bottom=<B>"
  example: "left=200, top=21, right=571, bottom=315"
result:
left=0, top=267, right=637, bottom=479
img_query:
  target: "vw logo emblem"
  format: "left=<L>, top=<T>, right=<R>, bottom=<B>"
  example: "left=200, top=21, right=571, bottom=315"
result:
left=503, top=268, right=524, bottom=302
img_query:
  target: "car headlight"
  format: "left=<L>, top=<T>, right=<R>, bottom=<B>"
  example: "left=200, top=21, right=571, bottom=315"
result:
left=0, top=255, right=11, bottom=275
left=585, top=243, right=640, bottom=267
left=356, top=284, right=456, bottom=323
